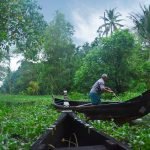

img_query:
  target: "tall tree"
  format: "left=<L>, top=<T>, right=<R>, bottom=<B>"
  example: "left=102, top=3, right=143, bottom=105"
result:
left=0, top=0, right=47, bottom=61
left=130, top=5, right=150, bottom=61
left=0, top=0, right=46, bottom=93
left=0, top=64, right=7, bottom=83
left=130, top=5, right=150, bottom=90
left=1, top=61, right=39, bottom=94
left=74, top=30, right=135, bottom=93
left=97, top=8, right=123, bottom=36
left=74, top=46, right=103, bottom=92
left=101, top=30, right=135, bottom=92
left=43, top=11, right=75, bottom=94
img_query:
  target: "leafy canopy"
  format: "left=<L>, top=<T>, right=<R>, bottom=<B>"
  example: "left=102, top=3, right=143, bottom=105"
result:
left=0, top=0, right=47, bottom=61
left=74, top=30, right=135, bottom=93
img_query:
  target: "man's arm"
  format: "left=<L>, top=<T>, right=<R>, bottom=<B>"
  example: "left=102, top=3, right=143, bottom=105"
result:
left=99, top=81, right=114, bottom=93
left=104, top=87, right=114, bottom=93
left=101, top=87, right=114, bottom=93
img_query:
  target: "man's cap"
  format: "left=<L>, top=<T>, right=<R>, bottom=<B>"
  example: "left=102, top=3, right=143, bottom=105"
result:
left=101, top=74, right=108, bottom=78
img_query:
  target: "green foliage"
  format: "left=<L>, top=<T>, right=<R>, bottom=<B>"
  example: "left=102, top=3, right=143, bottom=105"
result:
left=69, top=92, right=88, bottom=100
left=142, top=61, right=150, bottom=89
left=87, top=91, right=150, bottom=149
left=42, top=11, right=76, bottom=94
left=0, top=4, right=149, bottom=100
left=101, top=30, right=135, bottom=92
left=0, top=0, right=47, bottom=96
left=90, top=113, right=150, bottom=150
left=74, top=46, right=103, bottom=92
left=0, top=94, right=59, bottom=149
left=0, top=65, right=7, bottom=82
left=0, top=92, right=150, bottom=149
left=27, top=81, right=39, bottom=95
left=74, top=30, right=136, bottom=93
left=123, top=41, right=150, bottom=92
left=130, top=5, right=150, bottom=43
left=44, top=11, right=74, bottom=62
left=130, top=5, right=150, bottom=60
left=0, top=0, right=47, bottom=61
left=112, top=91, right=143, bottom=101
left=1, top=61, right=38, bottom=94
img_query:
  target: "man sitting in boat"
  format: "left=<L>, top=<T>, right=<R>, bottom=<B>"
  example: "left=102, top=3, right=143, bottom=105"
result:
left=89, top=74, right=114, bottom=105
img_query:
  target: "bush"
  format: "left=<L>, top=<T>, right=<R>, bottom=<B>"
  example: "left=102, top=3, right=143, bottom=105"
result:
left=27, top=81, right=39, bottom=95
left=69, top=92, right=88, bottom=100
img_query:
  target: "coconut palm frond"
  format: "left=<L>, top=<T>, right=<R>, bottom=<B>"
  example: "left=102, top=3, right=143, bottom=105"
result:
left=98, top=8, right=123, bottom=36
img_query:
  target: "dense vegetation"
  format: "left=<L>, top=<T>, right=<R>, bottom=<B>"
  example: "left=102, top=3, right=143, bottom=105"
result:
left=0, top=94, right=59, bottom=149
left=0, top=0, right=149, bottom=149
left=0, top=94, right=149, bottom=149
left=0, top=1, right=149, bottom=95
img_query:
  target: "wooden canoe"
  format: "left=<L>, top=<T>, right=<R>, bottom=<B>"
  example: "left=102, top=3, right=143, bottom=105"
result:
left=53, top=90, right=150, bottom=123
left=31, top=111, right=129, bottom=150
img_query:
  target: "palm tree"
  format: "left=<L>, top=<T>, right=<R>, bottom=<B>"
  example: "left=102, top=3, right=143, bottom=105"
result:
left=130, top=5, right=150, bottom=43
left=130, top=5, right=150, bottom=60
left=97, top=8, right=123, bottom=36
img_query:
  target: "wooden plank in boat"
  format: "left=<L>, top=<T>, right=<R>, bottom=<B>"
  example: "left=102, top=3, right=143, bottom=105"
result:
left=76, top=103, right=92, bottom=107
left=56, top=145, right=107, bottom=150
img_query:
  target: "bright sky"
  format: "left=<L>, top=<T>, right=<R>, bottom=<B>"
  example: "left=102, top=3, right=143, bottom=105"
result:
left=37, top=0, right=150, bottom=44
left=10, top=0, right=150, bottom=71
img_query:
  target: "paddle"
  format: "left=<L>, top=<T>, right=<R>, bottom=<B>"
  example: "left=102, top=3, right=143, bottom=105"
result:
left=113, top=93, right=121, bottom=101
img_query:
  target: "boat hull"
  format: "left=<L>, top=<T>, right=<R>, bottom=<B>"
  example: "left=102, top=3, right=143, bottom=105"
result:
left=53, top=90, right=150, bottom=123
left=31, top=112, right=129, bottom=150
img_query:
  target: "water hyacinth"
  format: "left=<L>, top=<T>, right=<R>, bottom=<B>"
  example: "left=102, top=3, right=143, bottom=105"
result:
left=0, top=94, right=150, bottom=149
